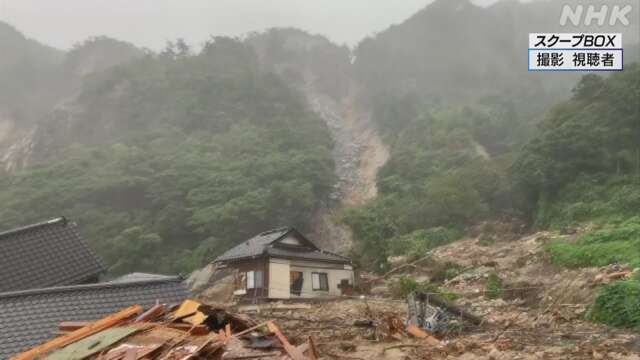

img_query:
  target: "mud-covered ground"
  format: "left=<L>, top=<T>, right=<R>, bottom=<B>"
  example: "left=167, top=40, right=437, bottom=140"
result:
left=225, top=228, right=640, bottom=359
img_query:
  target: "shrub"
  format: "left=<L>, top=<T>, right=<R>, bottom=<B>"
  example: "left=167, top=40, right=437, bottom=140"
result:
left=392, top=275, right=458, bottom=301
left=478, top=233, right=496, bottom=246
left=546, top=219, right=640, bottom=268
left=430, top=261, right=464, bottom=283
left=589, top=277, right=640, bottom=329
left=388, top=227, right=462, bottom=260
left=486, top=272, right=503, bottom=299
left=394, top=276, right=421, bottom=298
left=546, top=240, right=639, bottom=268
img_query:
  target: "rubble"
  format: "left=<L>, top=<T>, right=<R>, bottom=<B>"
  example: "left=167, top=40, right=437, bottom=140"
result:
left=224, top=228, right=640, bottom=359
left=12, top=299, right=318, bottom=360
left=16, top=227, right=640, bottom=359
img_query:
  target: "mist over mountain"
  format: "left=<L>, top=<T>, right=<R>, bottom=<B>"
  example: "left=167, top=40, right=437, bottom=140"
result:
left=0, top=0, right=638, bottom=304
left=0, top=22, right=63, bottom=126
left=354, top=0, right=639, bottom=106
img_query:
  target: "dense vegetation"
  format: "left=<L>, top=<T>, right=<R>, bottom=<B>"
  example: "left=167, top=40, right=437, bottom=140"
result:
left=0, top=37, right=334, bottom=275
left=515, top=67, right=640, bottom=327
left=1, top=0, right=639, bottom=329
left=547, top=218, right=640, bottom=269
left=519, top=65, right=640, bottom=327
left=513, top=65, right=640, bottom=228
left=345, top=0, right=638, bottom=275
left=343, top=1, right=639, bottom=327
left=589, top=273, right=640, bottom=329
left=343, top=64, right=639, bottom=327
left=342, top=95, right=535, bottom=270
left=344, top=63, right=639, bottom=269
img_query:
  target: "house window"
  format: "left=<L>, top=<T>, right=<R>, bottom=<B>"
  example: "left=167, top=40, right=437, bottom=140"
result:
left=247, top=270, right=264, bottom=289
left=311, top=272, right=329, bottom=291
left=237, top=272, right=247, bottom=290
left=290, top=271, right=303, bottom=296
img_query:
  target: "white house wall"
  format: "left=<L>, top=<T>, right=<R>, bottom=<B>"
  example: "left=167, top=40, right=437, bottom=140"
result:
left=268, top=258, right=354, bottom=299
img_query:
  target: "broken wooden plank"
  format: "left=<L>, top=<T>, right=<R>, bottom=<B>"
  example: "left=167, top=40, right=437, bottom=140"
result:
left=173, top=299, right=208, bottom=325
left=266, top=321, right=304, bottom=360
left=238, top=303, right=312, bottom=313
left=608, top=271, right=632, bottom=280
left=47, top=327, right=140, bottom=360
left=12, top=305, right=142, bottom=360
left=135, top=303, right=165, bottom=323
left=231, top=321, right=270, bottom=338
left=167, top=323, right=210, bottom=335
left=307, top=336, right=319, bottom=360
left=406, top=324, right=440, bottom=346
left=223, top=353, right=281, bottom=359
left=58, top=321, right=90, bottom=332
left=58, top=321, right=208, bottom=336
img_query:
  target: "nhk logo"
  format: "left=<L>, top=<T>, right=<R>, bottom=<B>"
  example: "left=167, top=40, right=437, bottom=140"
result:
left=560, top=4, right=633, bottom=26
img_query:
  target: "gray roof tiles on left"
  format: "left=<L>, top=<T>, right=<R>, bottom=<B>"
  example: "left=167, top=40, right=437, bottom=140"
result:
left=0, top=276, right=189, bottom=359
left=0, top=217, right=106, bottom=292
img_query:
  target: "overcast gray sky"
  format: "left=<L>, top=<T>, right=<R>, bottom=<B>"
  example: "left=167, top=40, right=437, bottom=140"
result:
left=0, top=0, right=500, bottom=50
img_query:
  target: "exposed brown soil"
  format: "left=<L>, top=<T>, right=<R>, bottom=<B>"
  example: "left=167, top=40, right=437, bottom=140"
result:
left=306, top=81, right=388, bottom=252
left=222, top=228, right=640, bottom=359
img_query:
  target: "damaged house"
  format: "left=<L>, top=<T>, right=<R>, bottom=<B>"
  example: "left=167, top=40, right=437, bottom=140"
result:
left=214, top=227, right=354, bottom=301
left=0, top=218, right=190, bottom=357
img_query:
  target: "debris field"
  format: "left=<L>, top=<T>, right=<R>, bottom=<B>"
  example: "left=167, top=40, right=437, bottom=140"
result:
left=12, top=299, right=319, bottom=360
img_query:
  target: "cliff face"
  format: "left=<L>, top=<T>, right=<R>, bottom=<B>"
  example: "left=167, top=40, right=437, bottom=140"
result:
left=0, top=24, right=144, bottom=173
left=246, top=29, right=391, bottom=251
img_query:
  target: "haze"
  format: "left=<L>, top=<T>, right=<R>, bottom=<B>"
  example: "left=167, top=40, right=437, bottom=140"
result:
left=0, top=0, right=501, bottom=50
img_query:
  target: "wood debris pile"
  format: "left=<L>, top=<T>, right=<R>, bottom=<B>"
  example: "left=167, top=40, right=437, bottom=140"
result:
left=12, top=300, right=317, bottom=360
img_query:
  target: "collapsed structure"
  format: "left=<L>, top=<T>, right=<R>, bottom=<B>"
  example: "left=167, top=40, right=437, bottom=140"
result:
left=0, top=275, right=189, bottom=358
left=10, top=299, right=320, bottom=360
left=0, top=219, right=190, bottom=358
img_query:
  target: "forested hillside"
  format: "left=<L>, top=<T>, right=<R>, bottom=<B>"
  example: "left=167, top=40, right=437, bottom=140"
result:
left=514, top=66, right=640, bottom=229
left=339, top=0, right=639, bottom=275
left=0, top=33, right=335, bottom=275
left=354, top=0, right=638, bottom=106
left=0, top=0, right=638, bottom=302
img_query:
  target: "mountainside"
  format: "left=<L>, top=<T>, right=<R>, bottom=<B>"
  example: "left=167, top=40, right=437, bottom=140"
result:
left=0, top=22, right=63, bottom=172
left=354, top=0, right=638, bottom=106
left=0, top=22, right=63, bottom=125
left=0, top=34, right=335, bottom=275
left=245, top=28, right=390, bottom=250
left=0, top=0, right=638, bottom=317
left=336, top=0, right=640, bottom=330
left=339, top=0, right=639, bottom=269
left=0, top=24, right=145, bottom=173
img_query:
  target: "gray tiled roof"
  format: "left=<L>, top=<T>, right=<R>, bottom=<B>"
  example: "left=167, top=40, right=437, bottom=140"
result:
left=0, top=276, right=189, bottom=359
left=214, top=227, right=351, bottom=264
left=265, top=247, right=351, bottom=264
left=0, top=217, right=106, bottom=292
left=110, top=272, right=178, bottom=283
left=215, top=227, right=292, bottom=262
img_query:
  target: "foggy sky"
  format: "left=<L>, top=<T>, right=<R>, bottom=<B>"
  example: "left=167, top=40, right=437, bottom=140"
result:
left=0, top=0, right=500, bottom=50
